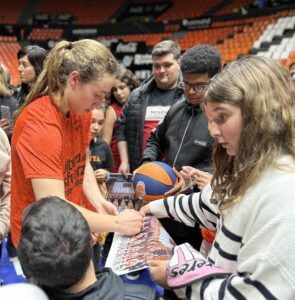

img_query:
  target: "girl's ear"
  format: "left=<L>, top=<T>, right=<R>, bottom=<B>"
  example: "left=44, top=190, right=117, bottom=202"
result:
left=68, top=71, right=80, bottom=88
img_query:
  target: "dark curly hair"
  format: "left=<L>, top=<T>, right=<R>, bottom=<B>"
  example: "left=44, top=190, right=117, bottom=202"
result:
left=180, top=45, right=222, bottom=78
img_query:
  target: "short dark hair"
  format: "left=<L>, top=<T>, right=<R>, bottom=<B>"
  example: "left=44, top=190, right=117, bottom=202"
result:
left=18, top=197, right=93, bottom=289
left=152, top=40, right=181, bottom=60
left=180, top=45, right=222, bottom=78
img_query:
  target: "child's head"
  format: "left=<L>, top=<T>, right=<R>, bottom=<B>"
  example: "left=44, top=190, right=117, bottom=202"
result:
left=17, top=40, right=118, bottom=119
left=203, top=56, right=294, bottom=209
left=111, top=66, right=140, bottom=105
left=90, top=107, right=105, bottom=140
left=18, top=197, right=93, bottom=289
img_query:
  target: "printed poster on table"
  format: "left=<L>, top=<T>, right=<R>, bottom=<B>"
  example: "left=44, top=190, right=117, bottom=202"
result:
left=105, top=215, right=175, bottom=275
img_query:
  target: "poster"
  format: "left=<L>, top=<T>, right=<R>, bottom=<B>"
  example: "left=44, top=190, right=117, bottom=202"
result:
left=105, top=216, right=175, bottom=275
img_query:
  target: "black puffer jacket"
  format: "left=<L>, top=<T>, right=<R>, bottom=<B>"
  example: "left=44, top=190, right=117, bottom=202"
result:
left=116, top=76, right=184, bottom=172
left=141, top=98, right=214, bottom=172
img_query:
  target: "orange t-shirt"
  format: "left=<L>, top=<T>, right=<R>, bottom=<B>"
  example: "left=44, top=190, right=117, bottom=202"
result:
left=11, top=96, right=91, bottom=246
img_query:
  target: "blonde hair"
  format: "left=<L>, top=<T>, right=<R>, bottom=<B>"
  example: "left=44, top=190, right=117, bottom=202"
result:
left=203, top=56, right=295, bottom=211
left=15, top=39, right=118, bottom=120
left=0, top=65, right=12, bottom=97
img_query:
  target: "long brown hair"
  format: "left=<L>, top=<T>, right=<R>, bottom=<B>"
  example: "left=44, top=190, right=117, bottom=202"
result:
left=203, top=56, right=295, bottom=211
left=15, top=39, right=118, bottom=120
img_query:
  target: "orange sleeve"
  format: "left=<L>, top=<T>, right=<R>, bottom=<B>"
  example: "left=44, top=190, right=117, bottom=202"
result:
left=201, top=227, right=216, bottom=243
left=16, top=117, right=63, bottom=180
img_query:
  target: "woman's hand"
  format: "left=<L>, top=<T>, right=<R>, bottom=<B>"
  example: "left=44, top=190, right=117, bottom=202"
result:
left=181, top=166, right=212, bottom=191
left=97, top=201, right=119, bottom=216
left=0, top=118, right=10, bottom=134
left=118, top=161, right=130, bottom=178
left=164, top=168, right=185, bottom=197
left=94, top=169, right=109, bottom=182
left=117, top=209, right=143, bottom=236
left=149, top=260, right=169, bottom=288
left=140, top=204, right=151, bottom=216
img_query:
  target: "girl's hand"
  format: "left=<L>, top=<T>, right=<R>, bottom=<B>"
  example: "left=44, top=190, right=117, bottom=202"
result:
left=97, top=201, right=119, bottom=216
left=118, top=161, right=130, bottom=178
left=117, top=209, right=143, bottom=236
left=148, top=260, right=169, bottom=288
left=94, top=169, right=109, bottom=182
left=190, top=169, right=212, bottom=191
left=164, top=168, right=185, bottom=197
left=140, top=204, right=151, bottom=216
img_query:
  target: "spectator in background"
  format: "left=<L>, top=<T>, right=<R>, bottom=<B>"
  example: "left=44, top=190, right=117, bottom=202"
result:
left=17, top=45, right=47, bottom=107
left=0, top=127, right=11, bottom=260
left=102, top=66, right=140, bottom=172
left=0, top=64, right=18, bottom=137
left=140, top=45, right=221, bottom=251
left=0, top=62, right=19, bottom=98
left=18, top=197, right=156, bottom=300
left=90, top=106, right=114, bottom=194
left=289, top=61, right=295, bottom=80
left=116, top=40, right=184, bottom=176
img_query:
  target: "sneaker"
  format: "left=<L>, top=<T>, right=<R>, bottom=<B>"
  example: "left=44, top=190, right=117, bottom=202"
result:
left=125, top=271, right=140, bottom=280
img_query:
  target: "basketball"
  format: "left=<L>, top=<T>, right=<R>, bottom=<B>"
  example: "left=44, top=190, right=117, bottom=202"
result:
left=133, top=161, right=178, bottom=204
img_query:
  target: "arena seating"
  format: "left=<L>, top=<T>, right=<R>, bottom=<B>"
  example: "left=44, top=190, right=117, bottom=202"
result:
left=215, top=0, right=254, bottom=15
left=0, top=1, right=294, bottom=85
left=0, top=0, right=27, bottom=24
left=28, top=28, right=64, bottom=41
left=38, top=0, right=125, bottom=25
left=157, top=0, right=223, bottom=21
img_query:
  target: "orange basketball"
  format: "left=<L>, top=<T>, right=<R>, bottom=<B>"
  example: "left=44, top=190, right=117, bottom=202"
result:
left=133, top=162, right=178, bottom=204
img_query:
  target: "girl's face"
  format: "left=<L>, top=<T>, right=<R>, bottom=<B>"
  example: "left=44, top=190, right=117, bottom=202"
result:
left=90, top=109, right=105, bottom=139
left=204, top=102, right=243, bottom=156
left=112, top=79, right=131, bottom=105
left=18, top=55, right=36, bottom=85
left=66, top=73, right=115, bottom=115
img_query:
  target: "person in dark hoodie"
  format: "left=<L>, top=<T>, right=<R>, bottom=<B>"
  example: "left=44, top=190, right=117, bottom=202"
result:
left=141, top=45, right=222, bottom=250
left=18, top=196, right=156, bottom=300
left=116, top=40, right=184, bottom=176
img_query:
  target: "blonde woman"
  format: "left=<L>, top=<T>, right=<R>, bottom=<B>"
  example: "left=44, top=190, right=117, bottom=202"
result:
left=0, top=127, right=10, bottom=259
left=142, top=56, right=295, bottom=298
left=0, top=65, right=17, bottom=136
left=11, top=40, right=143, bottom=249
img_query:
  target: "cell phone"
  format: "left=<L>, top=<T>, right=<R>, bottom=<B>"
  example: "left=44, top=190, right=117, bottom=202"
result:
left=0, top=105, right=11, bottom=133
left=0, top=105, right=11, bottom=120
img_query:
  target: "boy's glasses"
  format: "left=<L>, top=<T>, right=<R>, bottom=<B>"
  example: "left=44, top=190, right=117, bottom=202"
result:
left=180, top=81, right=209, bottom=93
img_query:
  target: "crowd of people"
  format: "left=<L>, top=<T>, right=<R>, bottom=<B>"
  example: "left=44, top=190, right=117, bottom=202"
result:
left=0, top=38, right=294, bottom=299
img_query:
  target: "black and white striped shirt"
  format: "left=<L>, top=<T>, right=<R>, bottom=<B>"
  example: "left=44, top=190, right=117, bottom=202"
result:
left=149, top=155, right=295, bottom=299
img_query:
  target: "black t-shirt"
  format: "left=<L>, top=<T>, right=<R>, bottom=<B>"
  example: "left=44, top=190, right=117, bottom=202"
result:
left=89, top=137, right=114, bottom=171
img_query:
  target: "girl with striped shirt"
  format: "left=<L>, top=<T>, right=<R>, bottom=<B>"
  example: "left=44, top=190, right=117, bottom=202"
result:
left=142, top=56, right=295, bottom=299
